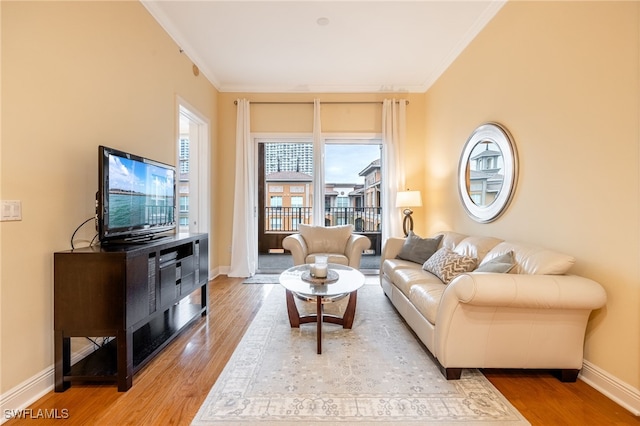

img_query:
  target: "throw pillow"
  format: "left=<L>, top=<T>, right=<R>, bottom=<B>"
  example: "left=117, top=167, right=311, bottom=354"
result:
left=395, top=232, right=443, bottom=265
left=475, top=251, right=516, bottom=273
left=423, top=247, right=477, bottom=284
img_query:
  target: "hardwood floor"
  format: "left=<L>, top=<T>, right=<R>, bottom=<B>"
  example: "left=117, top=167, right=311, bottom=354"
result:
left=6, top=276, right=639, bottom=425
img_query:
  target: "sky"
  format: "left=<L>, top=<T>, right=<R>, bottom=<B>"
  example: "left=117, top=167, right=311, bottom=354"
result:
left=324, top=144, right=381, bottom=184
left=109, top=155, right=173, bottom=195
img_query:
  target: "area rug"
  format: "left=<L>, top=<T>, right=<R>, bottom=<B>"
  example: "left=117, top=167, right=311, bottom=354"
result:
left=242, top=274, right=281, bottom=284
left=192, top=284, right=530, bottom=425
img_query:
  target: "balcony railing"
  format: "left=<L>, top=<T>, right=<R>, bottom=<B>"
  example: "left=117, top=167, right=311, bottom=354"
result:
left=264, top=207, right=382, bottom=233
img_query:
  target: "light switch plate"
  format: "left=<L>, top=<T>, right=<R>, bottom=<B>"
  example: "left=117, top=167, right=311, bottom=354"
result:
left=1, top=200, right=22, bottom=221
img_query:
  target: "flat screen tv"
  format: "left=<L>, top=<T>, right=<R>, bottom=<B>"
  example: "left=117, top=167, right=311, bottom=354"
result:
left=97, top=145, right=176, bottom=244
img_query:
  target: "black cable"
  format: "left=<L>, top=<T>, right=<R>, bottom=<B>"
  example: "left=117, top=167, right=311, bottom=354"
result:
left=70, top=217, right=96, bottom=249
left=85, top=337, right=101, bottom=349
left=85, top=337, right=113, bottom=350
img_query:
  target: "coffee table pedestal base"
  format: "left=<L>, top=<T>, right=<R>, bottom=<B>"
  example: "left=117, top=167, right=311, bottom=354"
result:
left=285, top=290, right=358, bottom=354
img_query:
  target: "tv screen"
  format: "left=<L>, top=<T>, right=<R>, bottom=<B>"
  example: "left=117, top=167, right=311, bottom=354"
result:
left=98, top=145, right=176, bottom=244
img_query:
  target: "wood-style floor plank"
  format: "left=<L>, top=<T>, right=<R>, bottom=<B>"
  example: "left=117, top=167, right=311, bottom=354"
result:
left=5, top=276, right=639, bottom=425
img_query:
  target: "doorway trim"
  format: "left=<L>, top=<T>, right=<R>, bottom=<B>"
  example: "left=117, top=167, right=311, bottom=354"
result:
left=177, top=96, right=210, bottom=236
left=254, top=132, right=382, bottom=273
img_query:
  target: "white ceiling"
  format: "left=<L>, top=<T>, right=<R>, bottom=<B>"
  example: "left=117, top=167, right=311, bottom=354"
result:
left=142, top=1, right=505, bottom=93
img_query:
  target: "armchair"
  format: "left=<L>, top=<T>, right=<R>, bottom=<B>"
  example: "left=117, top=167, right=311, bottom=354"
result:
left=282, top=224, right=371, bottom=269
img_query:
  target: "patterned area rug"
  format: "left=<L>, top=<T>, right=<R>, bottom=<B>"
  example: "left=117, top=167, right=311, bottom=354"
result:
left=192, top=284, right=529, bottom=425
left=242, top=274, right=281, bottom=284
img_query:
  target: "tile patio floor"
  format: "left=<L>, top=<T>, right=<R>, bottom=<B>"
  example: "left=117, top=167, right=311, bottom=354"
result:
left=258, top=253, right=381, bottom=275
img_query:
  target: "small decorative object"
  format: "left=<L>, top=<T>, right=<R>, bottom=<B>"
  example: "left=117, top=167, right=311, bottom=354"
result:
left=396, top=190, right=422, bottom=237
left=311, top=255, right=328, bottom=278
left=301, top=269, right=339, bottom=284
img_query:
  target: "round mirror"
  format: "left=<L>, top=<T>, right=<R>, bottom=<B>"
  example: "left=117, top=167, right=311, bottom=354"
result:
left=458, top=123, right=518, bottom=223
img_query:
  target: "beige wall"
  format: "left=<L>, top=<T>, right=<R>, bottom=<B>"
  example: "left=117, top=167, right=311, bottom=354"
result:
left=1, top=1, right=218, bottom=392
left=423, top=1, right=639, bottom=388
left=215, top=93, right=426, bottom=266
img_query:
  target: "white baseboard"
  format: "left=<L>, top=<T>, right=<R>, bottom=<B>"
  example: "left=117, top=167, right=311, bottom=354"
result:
left=580, top=360, right=640, bottom=416
left=210, top=267, right=223, bottom=280
left=0, top=344, right=96, bottom=424
left=0, top=367, right=53, bottom=424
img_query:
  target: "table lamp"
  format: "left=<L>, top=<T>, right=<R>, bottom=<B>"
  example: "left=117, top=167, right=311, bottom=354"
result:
left=396, top=190, right=422, bottom=237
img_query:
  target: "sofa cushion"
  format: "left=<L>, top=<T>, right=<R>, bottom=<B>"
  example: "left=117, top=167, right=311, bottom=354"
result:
left=395, top=232, right=443, bottom=264
left=393, top=267, right=442, bottom=297
left=485, top=242, right=575, bottom=275
left=434, top=231, right=468, bottom=250
left=299, top=224, right=352, bottom=254
left=453, top=236, right=503, bottom=264
left=382, top=258, right=419, bottom=281
left=409, top=282, right=446, bottom=325
left=423, top=247, right=477, bottom=284
left=475, top=251, right=516, bottom=273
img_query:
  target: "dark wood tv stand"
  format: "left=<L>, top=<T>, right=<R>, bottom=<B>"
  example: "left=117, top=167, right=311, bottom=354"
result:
left=54, top=233, right=209, bottom=392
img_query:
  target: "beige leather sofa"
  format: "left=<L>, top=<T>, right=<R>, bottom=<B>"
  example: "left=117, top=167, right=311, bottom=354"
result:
left=380, top=231, right=607, bottom=381
left=283, top=224, right=371, bottom=268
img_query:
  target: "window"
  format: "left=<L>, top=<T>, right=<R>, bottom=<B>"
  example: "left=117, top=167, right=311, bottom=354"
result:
left=291, top=196, right=303, bottom=208
left=336, top=197, right=349, bottom=208
left=180, top=196, right=189, bottom=213
left=270, top=196, right=282, bottom=208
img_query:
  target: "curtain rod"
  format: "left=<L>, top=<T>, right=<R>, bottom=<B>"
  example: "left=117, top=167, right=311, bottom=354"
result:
left=233, top=100, right=408, bottom=105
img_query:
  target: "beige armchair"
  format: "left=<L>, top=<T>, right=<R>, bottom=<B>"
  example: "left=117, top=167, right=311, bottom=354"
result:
left=282, top=224, right=371, bottom=269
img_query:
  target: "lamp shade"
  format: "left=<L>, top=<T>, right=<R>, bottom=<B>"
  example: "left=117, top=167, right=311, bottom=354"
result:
left=396, top=190, right=422, bottom=208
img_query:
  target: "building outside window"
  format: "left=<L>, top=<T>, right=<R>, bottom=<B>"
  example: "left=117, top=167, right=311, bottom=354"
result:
left=179, top=138, right=189, bottom=174
left=178, top=137, right=190, bottom=232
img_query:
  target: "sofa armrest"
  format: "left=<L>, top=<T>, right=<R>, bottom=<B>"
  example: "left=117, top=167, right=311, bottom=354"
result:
left=344, top=234, right=372, bottom=268
left=381, top=237, right=406, bottom=266
left=282, top=234, right=308, bottom=266
left=447, top=273, right=607, bottom=310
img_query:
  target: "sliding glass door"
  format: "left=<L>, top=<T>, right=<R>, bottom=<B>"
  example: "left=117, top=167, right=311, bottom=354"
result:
left=257, top=136, right=383, bottom=272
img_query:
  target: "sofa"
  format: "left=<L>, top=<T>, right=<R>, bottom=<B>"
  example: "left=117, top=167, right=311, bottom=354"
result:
left=380, top=231, right=607, bottom=381
left=283, top=224, right=371, bottom=268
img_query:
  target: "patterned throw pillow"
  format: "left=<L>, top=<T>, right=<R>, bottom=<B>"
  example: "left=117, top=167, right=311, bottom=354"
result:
left=423, top=247, right=477, bottom=284
left=396, top=232, right=443, bottom=265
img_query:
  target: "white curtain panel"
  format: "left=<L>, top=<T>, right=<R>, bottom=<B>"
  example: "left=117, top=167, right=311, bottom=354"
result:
left=312, top=99, right=325, bottom=226
left=228, top=99, right=257, bottom=277
left=381, top=99, right=407, bottom=241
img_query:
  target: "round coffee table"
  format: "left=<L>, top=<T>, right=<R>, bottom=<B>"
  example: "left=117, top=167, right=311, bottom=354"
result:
left=279, top=263, right=365, bottom=354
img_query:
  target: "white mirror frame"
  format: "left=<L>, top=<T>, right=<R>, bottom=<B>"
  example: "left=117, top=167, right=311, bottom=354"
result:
left=458, top=122, right=518, bottom=223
